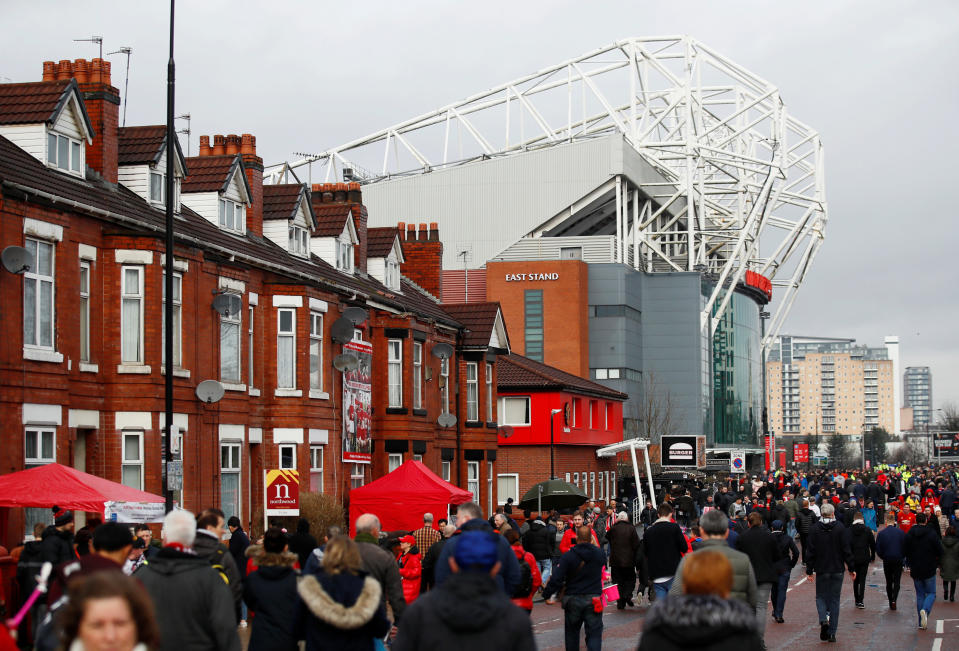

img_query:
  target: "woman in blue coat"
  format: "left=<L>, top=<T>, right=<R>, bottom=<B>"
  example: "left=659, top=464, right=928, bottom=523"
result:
left=862, top=500, right=878, bottom=533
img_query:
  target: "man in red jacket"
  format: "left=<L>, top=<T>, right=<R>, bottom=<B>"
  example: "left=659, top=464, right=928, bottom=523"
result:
left=560, top=513, right=599, bottom=553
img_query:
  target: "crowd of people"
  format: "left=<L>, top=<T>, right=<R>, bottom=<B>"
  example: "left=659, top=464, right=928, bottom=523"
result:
left=5, top=462, right=959, bottom=650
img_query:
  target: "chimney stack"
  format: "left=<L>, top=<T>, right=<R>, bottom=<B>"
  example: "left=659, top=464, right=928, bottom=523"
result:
left=42, top=58, right=119, bottom=183
left=310, top=182, right=368, bottom=272
left=399, top=220, right=443, bottom=298
left=198, top=135, right=212, bottom=156
left=212, top=135, right=226, bottom=155
left=239, top=133, right=263, bottom=236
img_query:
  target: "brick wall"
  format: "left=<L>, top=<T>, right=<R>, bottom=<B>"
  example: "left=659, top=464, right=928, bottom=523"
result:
left=399, top=222, right=442, bottom=299
left=496, top=444, right=616, bottom=507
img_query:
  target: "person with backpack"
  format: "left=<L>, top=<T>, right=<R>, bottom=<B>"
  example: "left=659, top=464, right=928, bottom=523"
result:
left=194, top=508, right=243, bottom=623
left=505, top=529, right=541, bottom=614
left=542, top=526, right=606, bottom=651
left=521, top=512, right=553, bottom=587
left=770, top=520, right=800, bottom=623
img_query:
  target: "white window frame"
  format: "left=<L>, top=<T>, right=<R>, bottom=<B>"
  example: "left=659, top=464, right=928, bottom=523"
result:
left=120, top=266, right=144, bottom=364
left=441, top=460, right=451, bottom=482
left=279, top=444, right=296, bottom=470
left=162, top=272, right=183, bottom=368
left=351, top=463, right=365, bottom=489
left=605, top=403, right=609, bottom=430
left=289, top=225, right=310, bottom=257
left=388, top=339, right=403, bottom=407
left=121, top=430, right=144, bottom=490
left=310, top=312, right=323, bottom=391
left=487, top=461, right=493, bottom=516
left=219, top=294, right=242, bottom=383
left=25, top=428, right=56, bottom=467
left=218, top=198, right=246, bottom=233
left=591, top=471, right=596, bottom=499
left=385, top=258, right=400, bottom=290
left=466, top=362, right=479, bottom=422
left=413, top=342, right=423, bottom=410
left=79, top=261, right=90, bottom=362
left=589, top=401, right=596, bottom=428
left=309, top=445, right=324, bottom=493
left=467, top=461, right=480, bottom=502
left=248, top=306, right=255, bottom=390
left=46, top=130, right=82, bottom=175
left=440, top=358, right=450, bottom=414
left=498, top=396, right=531, bottom=426
left=388, top=453, right=403, bottom=473
left=220, top=442, right=242, bottom=521
left=412, top=454, right=423, bottom=462
left=573, top=472, right=579, bottom=487
left=149, top=171, right=166, bottom=206
left=277, top=308, right=296, bottom=389
left=336, top=237, right=353, bottom=272
left=23, top=238, right=56, bottom=350
left=598, top=471, right=605, bottom=501
left=497, top=473, right=519, bottom=506
left=485, top=363, right=493, bottom=422
left=565, top=472, right=571, bottom=483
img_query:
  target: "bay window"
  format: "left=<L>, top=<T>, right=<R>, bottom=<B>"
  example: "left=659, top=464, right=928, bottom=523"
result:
left=485, top=362, right=493, bottom=422
left=79, top=261, right=90, bottom=362
left=220, top=443, right=241, bottom=521
left=413, top=342, right=423, bottom=410
left=219, top=294, right=241, bottom=383
left=388, top=340, right=402, bottom=407
left=310, top=312, right=323, bottom=392
left=121, top=431, right=143, bottom=490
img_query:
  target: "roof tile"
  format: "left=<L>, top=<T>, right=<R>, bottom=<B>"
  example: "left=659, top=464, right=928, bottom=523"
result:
left=117, top=125, right=166, bottom=165
left=498, top=353, right=628, bottom=400
left=181, top=154, right=239, bottom=193
left=441, top=302, right=502, bottom=348
left=263, top=183, right=304, bottom=221
left=0, top=80, right=73, bottom=125
left=366, top=226, right=399, bottom=258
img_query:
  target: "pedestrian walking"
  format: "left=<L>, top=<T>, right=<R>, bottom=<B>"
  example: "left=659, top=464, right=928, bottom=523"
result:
left=643, top=503, right=689, bottom=601
left=560, top=513, right=599, bottom=553
left=521, top=512, right=553, bottom=588
left=287, top=518, right=319, bottom=569
left=903, top=512, right=944, bottom=630
left=735, top=512, right=781, bottom=640
left=421, top=524, right=455, bottom=593
left=243, top=527, right=300, bottom=651
left=805, top=502, right=855, bottom=643
left=193, top=509, right=243, bottom=623
left=411, top=513, right=441, bottom=556
left=606, top=511, right=640, bottom=609
left=541, top=526, right=606, bottom=651
left=353, top=513, right=407, bottom=628
left=397, top=535, right=422, bottom=605
left=940, top=525, right=959, bottom=602
left=505, top=529, right=541, bottom=614
left=436, top=502, right=521, bottom=596
left=770, top=520, right=799, bottom=623
left=848, top=512, right=875, bottom=609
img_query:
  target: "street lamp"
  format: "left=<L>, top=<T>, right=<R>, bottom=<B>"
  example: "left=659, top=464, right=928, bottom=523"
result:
left=550, top=408, right=563, bottom=480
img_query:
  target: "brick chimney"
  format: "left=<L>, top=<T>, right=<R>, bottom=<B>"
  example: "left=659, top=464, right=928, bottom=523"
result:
left=399, top=221, right=443, bottom=298
left=239, top=134, right=263, bottom=237
left=310, top=181, right=368, bottom=272
left=43, top=58, right=120, bottom=183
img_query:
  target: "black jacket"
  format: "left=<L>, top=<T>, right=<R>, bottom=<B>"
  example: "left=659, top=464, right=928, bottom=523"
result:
left=193, top=530, right=243, bottom=620
left=638, top=594, right=763, bottom=651
left=542, top=543, right=605, bottom=599
left=607, top=520, right=640, bottom=568
left=242, top=551, right=300, bottom=651
left=771, top=531, right=800, bottom=575
left=521, top=520, right=552, bottom=561
left=806, top=520, right=854, bottom=576
left=643, top=520, right=688, bottom=580
left=866, top=483, right=886, bottom=508
left=137, top=547, right=240, bottom=651
left=940, top=489, right=956, bottom=515
left=795, top=508, right=816, bottom=537
left=228, top=528, right=250, bottom=578
left=421, top=537, right=448, bottom=591
left=298, top=569, right=390, bottom=651
left=39, top=526, right=73, bottom=567
left=848, top=523, right=876, bottom=565
left=735, top=526, right=781, bottom=584
left=287, top=525, right=318, bottom=569
left=904, top=523, right=944, bottom=581
left=392, top=571, right=535, bottom=651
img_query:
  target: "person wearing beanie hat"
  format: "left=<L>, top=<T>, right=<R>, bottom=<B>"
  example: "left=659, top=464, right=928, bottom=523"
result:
left=770, top=518, right=800, bottom=622
left=39, top=505, right=75, bottom=569
left=398, top=534, right=422, bottom=605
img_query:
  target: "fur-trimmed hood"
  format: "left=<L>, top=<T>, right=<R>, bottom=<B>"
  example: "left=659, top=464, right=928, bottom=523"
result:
left=297, top=573, right=382, bottom=630
left=643, top=594, right=757, bottom=645
left=253, top=550, right=299, bottom=568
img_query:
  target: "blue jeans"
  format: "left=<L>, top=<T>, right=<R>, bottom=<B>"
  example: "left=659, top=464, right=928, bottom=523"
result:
left=915, top=575, right=937, bottom=622
left=563, top=594, right=603, bottom=651
left=771, top=572, right=790, bottom=617
left=538, top=558, right=552, bottom=586
left=653, top=577, right=674, bottom=601
left=815, top=572, right=844, bottom=636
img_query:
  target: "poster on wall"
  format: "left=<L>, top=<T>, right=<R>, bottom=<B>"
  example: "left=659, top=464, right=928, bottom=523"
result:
left=343, top=339, right=373, bottom=464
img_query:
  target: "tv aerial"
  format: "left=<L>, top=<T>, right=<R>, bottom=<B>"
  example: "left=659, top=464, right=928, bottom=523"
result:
left=195, top=380, right=225, bottom=404
left=498, top=425, right=514, bottom=439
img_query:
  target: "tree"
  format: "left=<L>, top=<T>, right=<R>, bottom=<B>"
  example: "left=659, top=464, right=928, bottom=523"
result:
left=889, top=439, right=927, bottom=466
left=827, top=434, right=852, bottom=468
left=865, top=427, right=893, bottom=464
left=942, top=402, right=959, bottom=431
left=636, top=371, right=684, bottom=441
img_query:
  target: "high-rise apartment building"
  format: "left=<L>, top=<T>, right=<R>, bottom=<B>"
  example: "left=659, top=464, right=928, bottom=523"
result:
left=903, top=366, right=933, bottom=429
left=766, top=336, right=899, bottom=437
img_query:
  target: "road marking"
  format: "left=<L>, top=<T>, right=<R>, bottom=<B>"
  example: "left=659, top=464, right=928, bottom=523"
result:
left=932, top=638, right=941, bottom=651
left=937, top=619, right=944, bottom=634
left=794, top=577, right=807, bottom=587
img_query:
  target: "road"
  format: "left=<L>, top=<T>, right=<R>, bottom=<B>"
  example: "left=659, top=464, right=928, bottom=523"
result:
left=531, top=563, right=958, bottom=650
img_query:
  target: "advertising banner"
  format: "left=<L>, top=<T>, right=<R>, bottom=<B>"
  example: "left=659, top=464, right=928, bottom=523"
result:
left=661, top=435, right=698, bottom=467
left=265, top=469, right=300, bottom=516
left=730, top=450, right=746, bottom=474
left=765, top=434, right=776, bottom=471
left=343, top=340, right=373, bottom=464
left=934, top=432, right=959, bottom=457
left=696, top=436, right=707, bottom=469
left=104, top=501, right=165, bottom=523
left=793, top=443, right=809, bottom=464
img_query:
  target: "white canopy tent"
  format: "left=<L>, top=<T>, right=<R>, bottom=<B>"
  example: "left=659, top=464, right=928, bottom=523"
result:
left=596, top=438, right=656, bottom=517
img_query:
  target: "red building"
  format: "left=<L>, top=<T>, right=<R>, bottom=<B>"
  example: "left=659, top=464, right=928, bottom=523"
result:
left=493, top=353, right=627, bottom=509
left=0, top=58, right=504, bottom=546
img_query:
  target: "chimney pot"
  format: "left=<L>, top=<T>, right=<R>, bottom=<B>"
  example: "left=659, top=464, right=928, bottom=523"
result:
left=212, top=135, right=226, bottom=155
left=88, top=58, right=111, bottom=86
left=56, top=60, right=73, bottom=81
left=42, top=61, right=56, bottom=82
left=73, top=59, right=89, bottom=84
left=429, top=222, right=439, bottom=241
left=335, top=182, right=348, bottom=192
left=348, top=182, right=361, bottom=191
left=398, top=222, right=406, bottom=238
left=241, top=133, right=256, bottom=155
left=406, top=224, right=416, bottom=238
left=199, top=135, right=212, bottom=156
left=225, top=134, right=241, bottom=155
left=418, top=223, right=427, bottom=241
left=323, top=192, right=334, bottom=203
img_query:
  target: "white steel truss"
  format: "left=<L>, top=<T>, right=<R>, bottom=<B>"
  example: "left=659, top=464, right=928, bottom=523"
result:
left=266, top=36, right=827, bottom=348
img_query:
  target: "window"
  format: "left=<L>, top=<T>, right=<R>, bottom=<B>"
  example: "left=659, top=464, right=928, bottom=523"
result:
left=121, top=431, right=143, bottom=490
left=573, top=472, right=579, bottom=487
left=488, top=461, right=493, bottom=516
left=277, top=308, right=296, bottom=389
left=79, top=261, right=90, bottom=362
left=220, top=443, right=241, bottom=521
left=220, top=294, right=241, bottom=383
left=524, top=290, right=544, bottom=361
left=149, top=172, right=166, bottom=205
left=605, top=403, right=609, bottom=430
left=413, top=342, right=423, bottom=410
left=351, top=463, right=365, bottom=489
left=289, top=225, right=309, bottom=257
left=413, top=454, right=423, bottom=462
left=498, top=397, right=530, bottom=426
left=486, top=363, right=493, bottom=422
left=440, top=358, right=450, bottom=414
left=47, top=131, right=81, bottom=174
left=498, top=474, right=519, bottom=505
left=310, top=312, right=323, bottom=391
left=590, top=472, right=596, bottom=499
left=120, top=266, right=144, bottom=363
left=467, top=461, right=480, bottom=502
left=589, top=401, right=596, bottom=428
left=162, top=273, right=182, bottom=367
left=279, top=444, right=296, bottom=470
left=598, top=471, right=605, bottom=500
left=466, top=362, right=479, bottom=421
left=565, top=472, right=571, bottom=483
left=24, top=238, right=55, bottom=349
left=388, top=453, right=403, bottom=473
left=385, top=258, right=400, bottom=290
left=218, top=198, right=245, bottom=233
left=388, top=340, right=403, bottom=407
left=336, top=238, right=353, bottom=272
left=310, top=445, right=324, bottom=493
left=573, top=399, right=582, bottom=427
left=25, top=428, right=55, bottom=467
left=248, top=306, right=255, bottom=389
left=441, top=460, right=451, bottom=482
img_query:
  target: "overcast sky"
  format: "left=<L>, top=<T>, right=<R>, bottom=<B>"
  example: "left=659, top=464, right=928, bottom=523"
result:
left=3, top=1, right=957, bottom=413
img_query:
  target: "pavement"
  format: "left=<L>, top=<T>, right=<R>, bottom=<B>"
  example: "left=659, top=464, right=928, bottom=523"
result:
left=531, top=563, right=959, bottom=650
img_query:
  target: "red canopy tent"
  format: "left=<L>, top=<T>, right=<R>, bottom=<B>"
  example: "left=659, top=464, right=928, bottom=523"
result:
left=0, top=463, right=164, bottom=521
left=348, top=460, right=472, bottom=535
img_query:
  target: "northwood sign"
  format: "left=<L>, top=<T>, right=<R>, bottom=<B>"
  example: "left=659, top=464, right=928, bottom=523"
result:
left=264, top=469, right=300, bottom=517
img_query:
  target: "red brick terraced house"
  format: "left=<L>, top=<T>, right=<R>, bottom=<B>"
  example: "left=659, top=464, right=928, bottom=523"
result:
left=0, top=58, right=505, bottom=545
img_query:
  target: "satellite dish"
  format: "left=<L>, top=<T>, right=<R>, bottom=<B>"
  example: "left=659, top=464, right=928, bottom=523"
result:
left=330, top=317, right=355, bottom=344
left=498, top=425, right=514, bottom=439
left=342, top=307, right=368, bottom=325
left=211, top=293, right=240, bottom=318
left=431, top=343, right=454, bottom=360
left=333, top=353, right=359, bottom=372
left=438, top=412, right=457, bottom=428
left=195, top=379, right=225, bottom=403
left=1, top=246, right=32, bottom=274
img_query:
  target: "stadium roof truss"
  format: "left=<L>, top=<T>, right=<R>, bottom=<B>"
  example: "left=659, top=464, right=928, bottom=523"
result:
left=267, top=36, right=828, bottom=348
